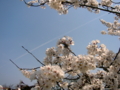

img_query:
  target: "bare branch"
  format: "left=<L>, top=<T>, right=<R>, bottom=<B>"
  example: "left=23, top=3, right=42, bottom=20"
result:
left=10, top=59, right=20, bottom=69
left=10, top=59, right=40, bottom=70
left=21, top=67, right=40, bottom=70
left=67, top=47, right=76, bottom=56
left=22, top=46, right=45, bottom=66
left=110, top=47, right=120, bottom=65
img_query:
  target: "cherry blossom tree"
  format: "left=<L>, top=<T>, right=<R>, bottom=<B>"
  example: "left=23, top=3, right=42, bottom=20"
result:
left=10, top=0, right=120, bottom=90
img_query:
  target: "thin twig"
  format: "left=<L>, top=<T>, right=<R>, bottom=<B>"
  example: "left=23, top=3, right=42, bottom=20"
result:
left=10, top=59, right=40, bottom=70
left=114, top=47, right=120, bottom=60
left=110, top=47, right=120, bottom=65
left=22, top=46, right=45, bottom=66
left=10, top=59, right=20, bottom=69
left=65, top=69, right=73, bottom=73
left=21, top=67, right=40, bottom=70
left=67, top=47, right=76, bottom=56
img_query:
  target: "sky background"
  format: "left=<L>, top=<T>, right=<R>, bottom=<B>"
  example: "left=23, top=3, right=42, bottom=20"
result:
left=0, top=0, right=120, bottom=87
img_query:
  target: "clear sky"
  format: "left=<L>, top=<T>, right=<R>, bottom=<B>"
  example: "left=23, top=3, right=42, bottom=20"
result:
left=0, top=0, right=119, bottom=86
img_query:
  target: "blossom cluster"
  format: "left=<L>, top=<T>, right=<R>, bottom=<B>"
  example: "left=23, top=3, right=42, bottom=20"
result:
left=103, top=67, right=117, bottom=89
left=21, top=0, right=120, bottom=15
left=44, top=37, right=97, bottom=75
left=70, top=72, right=104, bottom=90
left=100, top=0, right=112, bottom=6
left=44, top=36, right=74, bottom=65
left=100, top=19, right=120, bottom=36
left=21, top=65, right=64, bottom=90
left=18, top=36, right=120, bottom=90
left=48, top=0, right=68, bottom=14
left=83, top=79, right=104, bottom=90
left=21, top=69, right=36, bottom=81
left=87, top=39, right=105, bottom=55
left=87, top=40, right=116, bottom=67
left=61, top=54, right=96, bottom=75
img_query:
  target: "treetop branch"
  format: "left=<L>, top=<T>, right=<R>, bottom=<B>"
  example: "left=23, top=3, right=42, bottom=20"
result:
left=20, top=67, right=40, bottom=70
left=22, top=46, right=45, bottom=66
left=10, top=59, right=20, bottom=69
left=10, top=59, right=40, bottom=70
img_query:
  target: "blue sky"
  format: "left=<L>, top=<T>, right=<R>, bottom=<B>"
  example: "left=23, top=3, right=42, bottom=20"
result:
left=0, top=0, right=119, bottom=86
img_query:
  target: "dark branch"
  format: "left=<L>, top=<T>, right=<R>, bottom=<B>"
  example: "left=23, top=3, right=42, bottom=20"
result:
left=10, top=59, right=20, bottom=69
left=23, top=0, right=120, bottom=15
left=65, top=69, right=73, bottom=73
left=114, top=47, right=120, bottom=60
left=84, top=73, right=91, bottom=84
left=67, top=47, right=76, bottom=56
left=56, top=82, right=65, bottom=90
left=79, top=4, right=120, bottom=15
left=10, top=59, right=40, bottom=70
left=22, top=46, right=45, bottom=66
left=110, top=47, right=120, bottom=65
left=98, top=48, right=120, bottom=72
left=21, top=67, right=40, bottom=70
left=98, top=66, right=109, bottom=72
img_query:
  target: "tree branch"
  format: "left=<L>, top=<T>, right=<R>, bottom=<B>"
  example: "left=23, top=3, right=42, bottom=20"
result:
left=56, top=82, right=64, bottom=90
left=65, top=69, right=73, bottom=73
left=67, top=47, right=76, bottom=56
left=10, top=59, right=40, bottom=70
left=10, top=59, right=20, bottom=69
left=22, top=46, right=45, bottom=66
left=110, top=47, right=120, bottom=65
left=23, top=0, right=120, bottom=15
left=20, top=67, right=40, bottom=70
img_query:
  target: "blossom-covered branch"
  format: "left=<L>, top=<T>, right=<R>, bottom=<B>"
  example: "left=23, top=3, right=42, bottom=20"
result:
left=11, top=36, right=120, bottom=90
left=22, top=0, right=120, bottom=15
